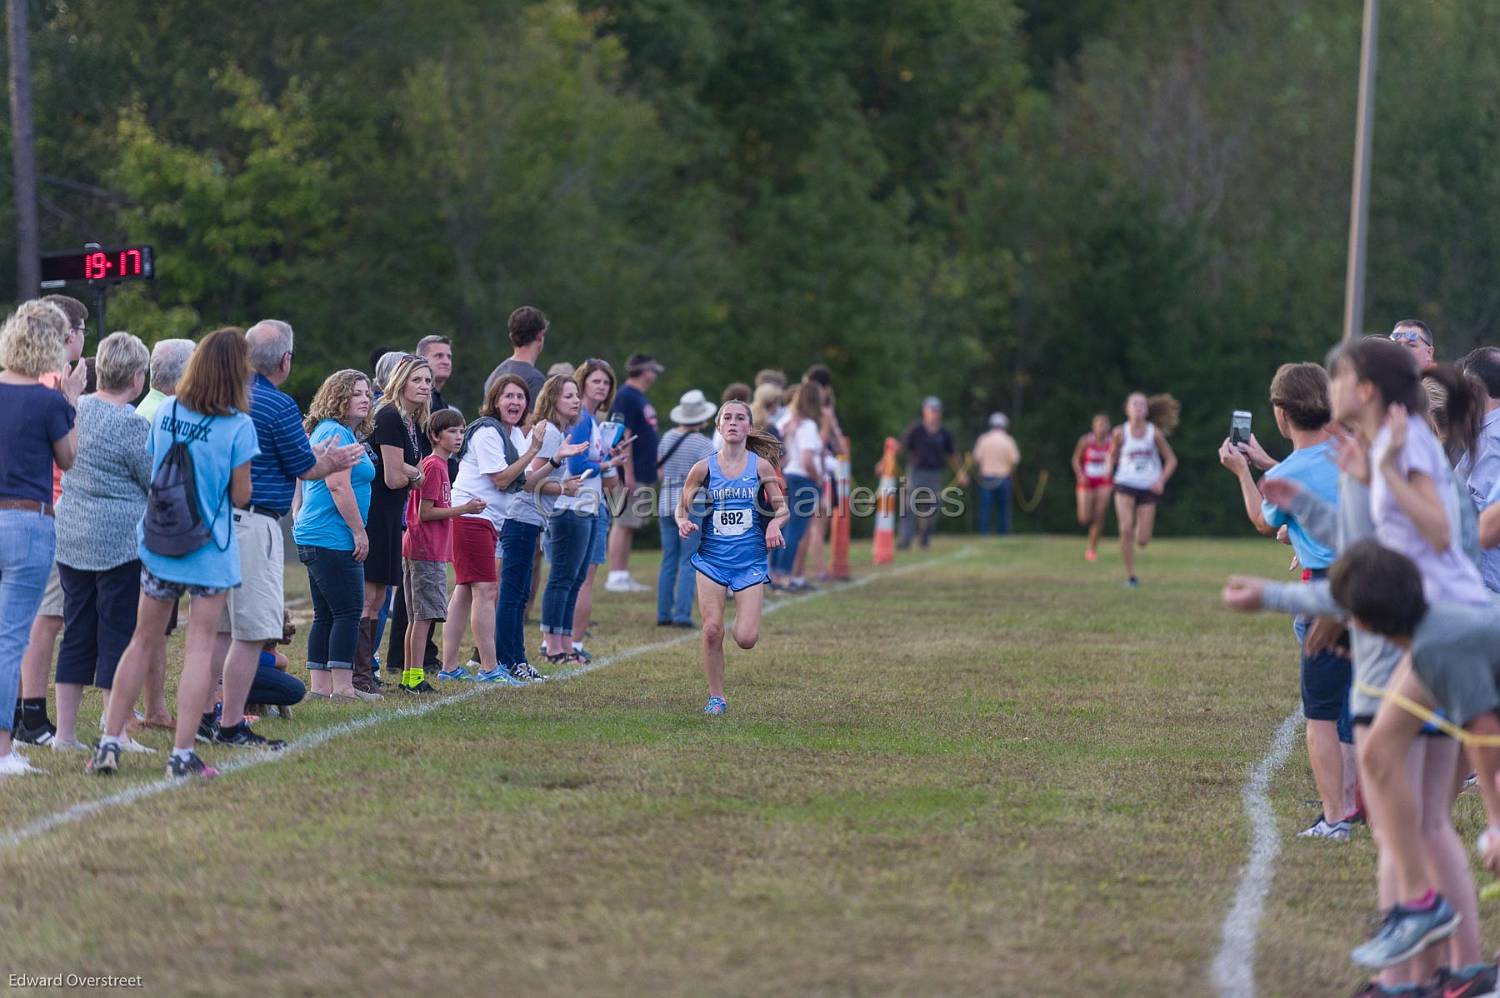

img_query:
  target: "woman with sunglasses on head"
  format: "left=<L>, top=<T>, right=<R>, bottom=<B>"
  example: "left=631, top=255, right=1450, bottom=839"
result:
left=566, top=359, right=626, bottom=662
left=677, top=401, right=788, bottom=715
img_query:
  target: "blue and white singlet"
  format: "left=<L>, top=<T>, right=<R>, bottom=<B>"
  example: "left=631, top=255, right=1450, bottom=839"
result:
left=691, top=453, right=770, bottom=592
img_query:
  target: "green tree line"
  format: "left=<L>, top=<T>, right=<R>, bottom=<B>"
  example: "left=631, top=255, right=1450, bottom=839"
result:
left=1, top=0, right=1493, bottom=535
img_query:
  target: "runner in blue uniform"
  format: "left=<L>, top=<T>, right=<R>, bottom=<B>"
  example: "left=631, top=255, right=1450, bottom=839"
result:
left=678, top=400, right=788, bottom=714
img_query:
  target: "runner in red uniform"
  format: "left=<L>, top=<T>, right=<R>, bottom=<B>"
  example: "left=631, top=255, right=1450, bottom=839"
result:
left=1071, top=413, right=1114, bottom=562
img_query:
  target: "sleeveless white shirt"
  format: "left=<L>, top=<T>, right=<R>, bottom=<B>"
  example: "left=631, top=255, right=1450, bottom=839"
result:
left=1114, top=422, right=1162, bottom=490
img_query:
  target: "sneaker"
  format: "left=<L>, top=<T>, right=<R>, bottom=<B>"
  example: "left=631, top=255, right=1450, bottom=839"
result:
left=195, top=716, right=220, bottom=744
left=465, top=657, right=483, bottom=671
left=86, top=741, right=121, bottom=776
left=703, top=696, right=727, bottom=715
left=570, top=645, right=593, bottom=663
left=604, top=575, right=650, bottom=593
left=476, top=666, right=525, bottom=686
left=351, top=688, right=383, bottom=703
left=165, top=751, right=220, bottom=779
left=0, top=751, right=35, bottom=777
left=516, top=662, right=547, bottom=682
left=117, top=736, right=157, bottom=755
left=788, top=579, right=816, bottom=592
left=14, top=719, right=55, bottom=746
left=1350, top=895, right=1460, bottom=969
left=400, top=680, right=438, bottom=696
left=437, top=667, right=474, bottom=681
left=213, top=723, right=287, bottom=751
left=1126, top=576, right=1140, bottom=589
left=1425, top=963, right=1499, bottom=998
left=1298, top=816, right=1351, bottom=842
left=50, top=737, right=90, bottom=753
left=1085, top=549, right=1098, bottom=562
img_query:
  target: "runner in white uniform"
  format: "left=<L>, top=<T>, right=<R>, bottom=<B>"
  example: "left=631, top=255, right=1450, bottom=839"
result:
left=1110, top=392, right=1178, bottom=587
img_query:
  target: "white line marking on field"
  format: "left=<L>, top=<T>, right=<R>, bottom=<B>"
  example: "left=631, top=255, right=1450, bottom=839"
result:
left=1211, top=706, right=1304, bottom=998
left=0, top=546, right=972, bottom=852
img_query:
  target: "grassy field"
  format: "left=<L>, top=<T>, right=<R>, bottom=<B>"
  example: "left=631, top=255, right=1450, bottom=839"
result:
left=1, top=535, right=1494, bottom=996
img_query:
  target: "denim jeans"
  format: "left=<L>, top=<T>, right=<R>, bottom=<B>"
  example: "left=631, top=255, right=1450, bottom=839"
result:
left=658, top=515, right=703, bottom=624
left=899, top=468, right=945, bottom=547
left=248, top=658, right=306, bottom=707
left=770, top=474, right=819, bottom=574
left=297, top=545, right=364, bottom=669
left=0, top=510, right=55, bottom=732
left=542, top=510, right=593, bottom=635
left=496, top=519, right=542, bottom=665
left=977, top=476, right=1012, bottom=535
left=56, top=559, right=141, bottom=689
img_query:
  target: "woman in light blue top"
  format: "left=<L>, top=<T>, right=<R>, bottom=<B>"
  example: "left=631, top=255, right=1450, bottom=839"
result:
left=293, top=370, right=377, bottom=700
left=93, top=327, right=259, bottom=780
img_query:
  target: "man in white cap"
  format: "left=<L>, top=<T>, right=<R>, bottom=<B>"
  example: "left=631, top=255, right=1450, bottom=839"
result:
left=971, top=412, right=1020, bottom=535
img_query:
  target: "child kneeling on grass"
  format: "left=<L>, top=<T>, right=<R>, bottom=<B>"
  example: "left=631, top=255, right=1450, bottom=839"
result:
left=402, top=409, right=484, bottom=693
left=1327, top=539, right=1500, bottom=988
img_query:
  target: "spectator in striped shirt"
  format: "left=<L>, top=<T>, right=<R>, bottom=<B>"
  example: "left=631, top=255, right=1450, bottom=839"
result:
left=656, top=390, right=718, bottom=626
left=210, top=320, right=363, bottom=749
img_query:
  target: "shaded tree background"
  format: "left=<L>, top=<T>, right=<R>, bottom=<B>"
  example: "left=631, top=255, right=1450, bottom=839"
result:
left=2, top=0, right=1492, bottom=535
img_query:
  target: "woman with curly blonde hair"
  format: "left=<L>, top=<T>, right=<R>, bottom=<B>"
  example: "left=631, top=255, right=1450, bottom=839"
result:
left=0, top=301, right=84, bottom=776
left=292, top=371, right=378, bottom=701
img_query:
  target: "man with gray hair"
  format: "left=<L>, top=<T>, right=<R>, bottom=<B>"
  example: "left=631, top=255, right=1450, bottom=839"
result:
left=212, top=320, right=364, bottom=749
left=136, top=338, right=195, bottom=423
left=895, top=396, right=965, bottom=550
left=970, top=412, right=1020, bottom=536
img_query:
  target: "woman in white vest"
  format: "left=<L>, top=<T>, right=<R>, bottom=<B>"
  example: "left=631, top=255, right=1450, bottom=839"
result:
left=1110, top=392, right=1179, bottom=588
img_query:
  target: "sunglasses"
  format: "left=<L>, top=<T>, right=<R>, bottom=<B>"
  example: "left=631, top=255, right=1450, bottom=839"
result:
left=1389, top=330, right=1432, bottom=347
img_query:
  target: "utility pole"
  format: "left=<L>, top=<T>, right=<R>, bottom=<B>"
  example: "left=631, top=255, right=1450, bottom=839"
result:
left=7, top=0, right=38, bottom=300
left=1341, top=0, right=1379, bottom=342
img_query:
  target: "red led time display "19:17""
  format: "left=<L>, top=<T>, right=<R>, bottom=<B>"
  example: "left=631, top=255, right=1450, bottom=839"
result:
left=83, top=249, right=145, bottom=280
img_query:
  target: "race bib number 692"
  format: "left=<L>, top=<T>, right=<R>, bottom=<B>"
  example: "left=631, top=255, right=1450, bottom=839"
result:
left=714, top=508, right=751, bottom=537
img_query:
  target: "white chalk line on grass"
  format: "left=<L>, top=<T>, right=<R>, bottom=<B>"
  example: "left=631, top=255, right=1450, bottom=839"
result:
left=1210, top=706, right=1305, bottom=998
left=0, top=546, right=973, bottom=853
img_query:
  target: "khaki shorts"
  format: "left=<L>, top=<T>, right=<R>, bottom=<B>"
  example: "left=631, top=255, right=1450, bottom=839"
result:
left=218, top=509, right=285, bottom=642
left=402, top=558, right=448, bottom=621
left=38, top=562, right=64, bottom=617
left=613, top=483, right=656, bottom=530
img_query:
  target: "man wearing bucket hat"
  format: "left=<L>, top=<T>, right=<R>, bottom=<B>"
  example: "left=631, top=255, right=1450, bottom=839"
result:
left=656, top=390, right=718, bottom=626
left=606, top=353, right=663, bottom=593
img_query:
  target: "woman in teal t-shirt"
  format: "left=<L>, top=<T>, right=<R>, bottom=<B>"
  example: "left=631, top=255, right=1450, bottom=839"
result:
left=92, top=327, right=260, bottom=780
left=293, top=370, right=377, bottom=701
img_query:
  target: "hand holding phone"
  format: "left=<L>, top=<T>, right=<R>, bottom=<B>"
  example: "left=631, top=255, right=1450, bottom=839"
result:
left=1230, top=410, right=1252, bottom=447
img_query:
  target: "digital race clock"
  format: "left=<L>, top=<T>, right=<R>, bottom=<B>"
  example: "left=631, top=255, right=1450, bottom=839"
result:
left=40, top=245, right=154, bottom=287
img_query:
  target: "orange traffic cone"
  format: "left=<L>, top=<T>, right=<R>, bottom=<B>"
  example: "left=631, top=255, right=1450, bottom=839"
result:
left=830, top=434, right=852, bottom=580
left=872, top=437, right=899, bottom=566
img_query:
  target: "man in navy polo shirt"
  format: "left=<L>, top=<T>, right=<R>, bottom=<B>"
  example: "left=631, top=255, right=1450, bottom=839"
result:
left=214, top=320, right=363, bottom=748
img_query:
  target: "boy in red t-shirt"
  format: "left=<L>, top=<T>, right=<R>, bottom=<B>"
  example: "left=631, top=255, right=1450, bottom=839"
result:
left=402, top=409, right=484, bottom=693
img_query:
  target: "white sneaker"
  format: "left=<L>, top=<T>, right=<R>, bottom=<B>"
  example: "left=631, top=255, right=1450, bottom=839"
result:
left=117, top=736, right=158, bottom=755
left=0, top=751, right=36, bottom=777
left=51, top=737, right=90, bottom=753
left=605, top=575, right=649, bottom=593
left=1297, top=816, right=1350, bottom=841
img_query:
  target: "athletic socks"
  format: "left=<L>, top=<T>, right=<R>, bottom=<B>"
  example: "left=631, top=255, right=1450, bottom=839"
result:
left=170, top=747, right=194, bottom=763
left=99, top=734, right=121, bottom=750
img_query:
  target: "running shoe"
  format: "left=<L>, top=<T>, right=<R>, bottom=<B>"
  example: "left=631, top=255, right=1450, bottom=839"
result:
left=1126, top=576, right=1140, bottom=589
left=516, top=662, right=547, bottom=682
left=437, top=667, right=474, bottom=681
left=1084, top=549, right=1098, bottom=562
left=1298, top=816, right=1352, bottom=842
left=1423, top=963, right=1498, bottom=998
left=86, top=741, right=121, bottom=776
left=213, top=723, right=287, bottom=750
left=1416, top=960, right=1500, bottom=990
left=14, top=718, right=55, bottom=746
left=604, top=575, right=650, bottom=593
left=400, top=680, right=438, bottom=696
left=1463, top=772, right=1479, bottom=793
left=476, top=666, right=525, bottom=686
left=50, top=737, right=90, bottom=753
left=703, top=696, right=727, bottom=715
left=0, top=751, right=35, bottom=777
left=1351, top=895, right=1460, bottom=969
left=195, top=715, right=219, bottom=744
left=117, top=735, right=157, bottom=755
left=165, top=751, right=220, bottom=779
